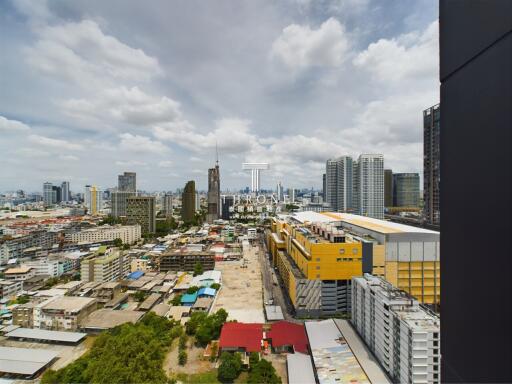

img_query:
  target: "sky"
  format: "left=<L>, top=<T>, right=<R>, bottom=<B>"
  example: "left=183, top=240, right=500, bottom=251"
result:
left=0, top=0, right=439, bottom=193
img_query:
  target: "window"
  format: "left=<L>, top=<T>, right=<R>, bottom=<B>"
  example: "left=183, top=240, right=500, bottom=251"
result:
left=316, top=266, right=320, bottom=270
left=339, top=249, right=345, bottom=254
left=353, top=248, right=358, bottom=254
left=316, top=258, right=320, bottom=261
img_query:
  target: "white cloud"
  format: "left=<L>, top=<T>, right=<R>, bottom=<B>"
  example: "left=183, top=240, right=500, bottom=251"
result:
left=353, top=20, right=438, bottom=84
left=61, top=86, right=182, bottom=126
left=271, top=18, right=350, bottom=70
left=25, top=19, right=162, bottom=88
left=158, top=160, right=173, bottom=168
left=118, top=133, right=169, bottom=155
left=0, top=116, right=31, bottom=132
left=115, top=160, right=148, bottom=167
left=28, top=134, right=84, bottom=151
left=59, top=154, right=79, bottom=161
left=153, top=118, right=257, bottom=154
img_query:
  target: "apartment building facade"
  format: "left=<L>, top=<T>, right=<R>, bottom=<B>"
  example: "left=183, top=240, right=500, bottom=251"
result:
left=352, top=274, right=440, bottom=384
left=80, top=251, right=130, bottom=283
left=66, top=224, right=141, bottom=245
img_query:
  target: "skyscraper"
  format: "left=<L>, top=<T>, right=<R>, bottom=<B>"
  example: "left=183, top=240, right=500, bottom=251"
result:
left=118, top=172, right=136, bottom=192
left=43, top=182, right=56, bottom=206
left=206, top=162, right=220, bottom=223
left=393, top=173, right=420, bottom=207
left=84, top=185, right=103, bottom=215
left=111, top=191, right=135, bottom=218
left=276, top=181, right=283, bottom=202
left=354, top=154, right=384, bottom=219
left=52, top=185, right=61, bottom=203
left=384, top=169, right=393, bottom=207
left=61, top=181, right=70, bottom=202
left=325, top=156, right=353, bottom=212
left=126, top=196, right=156, bottom=235
left=162, top=194, right=173, bottom=218
left=181, top=181, right=196, bottom=223
left=424, top=104, right=440, bottom=226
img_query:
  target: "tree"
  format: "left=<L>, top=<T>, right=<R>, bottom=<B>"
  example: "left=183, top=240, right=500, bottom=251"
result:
left=113, top=238, right=123, bottom=247
left=209, top=343, right=218, bottom=362
left=193, top=262, right=204, bottom=276
left=41, top=313, right=181, bottom=384
left=133, top=291, right=147, bottom=302
left=178, top=350, right=187, bottom=366
left=249, top=352, right=260, bottom=368
left=170, top=294, right=182, bottom=306
left=179, top=334, right=188, bottom=350
left=186, top=286, right=199, bottom=294
left=247, top=359, right=281, bottom=384
left=210, top=283, right=221, bottom=290
left=217, top=352, right=243, bottom=383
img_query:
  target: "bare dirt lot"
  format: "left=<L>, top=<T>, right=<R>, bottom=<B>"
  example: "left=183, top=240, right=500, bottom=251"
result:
left=164, top=337, right=214, bottom=376
left=0, top=335, right=90, bottom=370
left=211, top=243, right=265, bottom=323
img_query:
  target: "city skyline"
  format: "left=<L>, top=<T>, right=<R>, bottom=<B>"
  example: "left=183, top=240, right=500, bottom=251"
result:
left=0, top=0, right=438, bottom=191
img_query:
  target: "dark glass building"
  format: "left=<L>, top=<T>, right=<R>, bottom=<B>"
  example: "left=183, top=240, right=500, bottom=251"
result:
left=181, top=180, right=196, bottom=223
left=440, top=1, right=512, bottom=382
left=384, top=169, right=393, bottom=207
left=423, top=104, right=440, bottom=226
left=393, top=173, right=419, bottom=207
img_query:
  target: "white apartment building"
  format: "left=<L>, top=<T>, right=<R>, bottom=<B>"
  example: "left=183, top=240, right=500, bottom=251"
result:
left=0, top=279, right=23, bottom=299
left=66, top=224, right=141, bottom=245
left=352, top=274, right=440, bottom=384
left=247, top=227, right=257, bottom=240
left=22, top=259, right=60, bottom=278
left=326, top=156, right=354, bottom=212
left=354, top=154, right=384, bottom=219
left=84, top=185, right=103, bottom=215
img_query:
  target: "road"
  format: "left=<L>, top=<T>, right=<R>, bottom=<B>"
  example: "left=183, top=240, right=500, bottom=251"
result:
left=257, top=233, right=300, bottom=323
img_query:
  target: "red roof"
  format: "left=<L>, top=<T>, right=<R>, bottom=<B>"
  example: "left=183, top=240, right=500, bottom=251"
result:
left=267, top=321, right=309, bottom=354
left=219, top=322, right=263, bottom=352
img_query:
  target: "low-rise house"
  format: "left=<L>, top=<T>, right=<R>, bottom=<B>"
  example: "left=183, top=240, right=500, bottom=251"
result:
left=191, top=297, right=213, bottom=313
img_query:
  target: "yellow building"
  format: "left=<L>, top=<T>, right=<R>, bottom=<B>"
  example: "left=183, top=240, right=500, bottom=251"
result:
left=267, top=216, right=372, bottom=317
left=285, top=211, right=440, bottom=309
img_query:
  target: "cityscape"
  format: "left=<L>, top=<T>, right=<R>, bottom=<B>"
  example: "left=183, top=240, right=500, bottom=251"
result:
left=0, top=1, right=509, bottom=384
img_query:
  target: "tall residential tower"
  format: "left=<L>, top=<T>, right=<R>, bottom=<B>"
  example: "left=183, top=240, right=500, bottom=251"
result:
left=423, top=105, right=440, bottom=226
left=206, top=161, right=220, bottom=223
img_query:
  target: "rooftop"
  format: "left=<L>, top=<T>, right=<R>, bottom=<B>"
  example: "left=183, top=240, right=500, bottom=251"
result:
left=287, top=353, right=316, bottom=384
left=81, top=309, right=145, bottom=330
left=0, top=346, right=58, bottom=376
left=219, top=322, right=263, bottom=352
left=305, top=319, right=370, bottom=384
left=5, top=327, right=86, bottom=344
left=42, top=296, right=96, bottom=312
left=267, top=321, right=308, bottom=354
left=5, top=266, right=32, bottom=274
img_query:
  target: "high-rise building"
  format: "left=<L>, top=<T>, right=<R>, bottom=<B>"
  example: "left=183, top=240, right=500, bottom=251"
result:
left=81, top=251, right=130, bottom=282
left=43, top=182, right=56, bottom=206
left=84, top=185, right=103, bottom=215
left=118, top=172, right=136, bottom=192
left=423, top=104, right=440, bottom=226
left=162, top=194, right=173, bottom=218
left=52, top=185, right=62, bottom=203
left=61, top=181, right=70, bottom=202
left=322, top=174, right=326, bottom=200
left=126, top=196, right=156, bottom=235
left=276, top=182, right=283, bottom=202
left=354, top=154, right=384, bottom=219
left=206, top=162, right=220, bottom=223
left=393, top=173, right=420, bottom=207
left=111, top=191, right=136, bottom=218
left=221, top=195, right=234, bottom=220
left=384, top=169, right=393, bottom=207
left=440, top=2, right=512, bottom=381
left=352, top=274, right=440, bottom=384
left=181, top=181, right=196, bottom=223
left=325, top=156, right=353, bottom=212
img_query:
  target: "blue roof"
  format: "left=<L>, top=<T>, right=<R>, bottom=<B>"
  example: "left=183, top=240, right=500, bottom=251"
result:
left=198, top=287, right=216, bottom=297
left=181, top=292, right=198, bottom=304
left=127, top=270, right=144, bottom=280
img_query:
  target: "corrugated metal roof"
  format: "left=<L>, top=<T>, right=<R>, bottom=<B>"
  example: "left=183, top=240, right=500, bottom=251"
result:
left=0, top=346, right=58, bottom=376
left=287, top=353, right=315, bottom=384
left=5, top=328, right=86, bottom=343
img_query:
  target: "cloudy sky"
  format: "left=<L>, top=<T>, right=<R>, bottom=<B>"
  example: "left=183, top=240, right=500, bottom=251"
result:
left=0, top=0, right=439, bottom=193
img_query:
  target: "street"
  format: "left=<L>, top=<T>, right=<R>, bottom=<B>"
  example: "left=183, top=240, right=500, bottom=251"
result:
left=257, top=233, right=300, bottom=323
